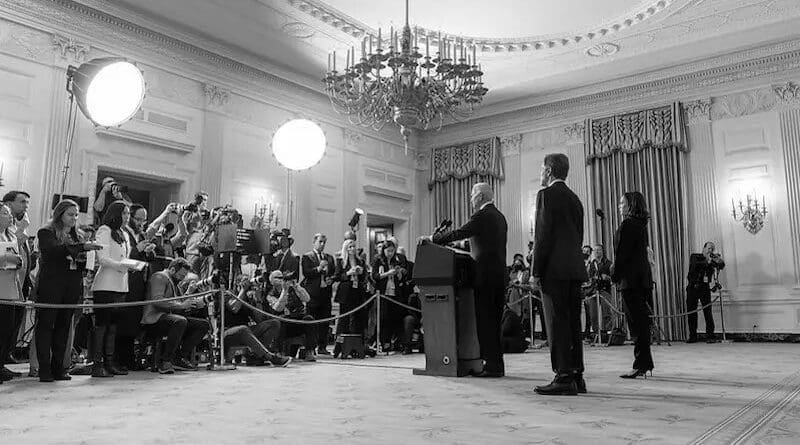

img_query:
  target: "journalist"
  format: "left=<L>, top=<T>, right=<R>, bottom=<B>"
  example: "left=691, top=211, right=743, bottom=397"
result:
left=686, top=242, right=725, bottom=343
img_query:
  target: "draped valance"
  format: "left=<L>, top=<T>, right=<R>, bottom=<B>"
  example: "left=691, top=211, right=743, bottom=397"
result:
left=585, top=102, right=688, bottom=164
left=428, top=137, right=504, bottom=189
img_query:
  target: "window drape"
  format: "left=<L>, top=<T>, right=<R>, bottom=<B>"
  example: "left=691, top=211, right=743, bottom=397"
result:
left=586, top=103, right=691, bottom=340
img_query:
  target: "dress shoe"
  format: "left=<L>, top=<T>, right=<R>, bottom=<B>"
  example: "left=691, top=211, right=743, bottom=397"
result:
left=39, top=375, right=55, bottom=383
left=473, top=369, right=504, bottom=378
left=105, top=362, right=128, bottom=376
left=91, top=363, right=113, bottom=378
left=317, top=348, right=332, bottom=355
left=534, top=381, right=578, bottom=396
left=0, top=372, right=11, bottom=382
left=620, top=369, right=651, bottom=379
left=54, top=373, right=72, bottom=381
left=174, top=358, right=198, bottom=371
left=686, top=337, right=698, bottom=344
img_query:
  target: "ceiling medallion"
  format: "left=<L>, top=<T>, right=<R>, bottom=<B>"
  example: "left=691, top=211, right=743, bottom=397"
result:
left=281, top=22, right=316, bottom=39
left=586, top=42, right=620, bottom=57
left=323, top=0, right=487, bottom=153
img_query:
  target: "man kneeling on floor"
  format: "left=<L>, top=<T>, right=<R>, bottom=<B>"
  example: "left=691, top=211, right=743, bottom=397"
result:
left=266, top=270, right=318, bottom=362
left=141, top=258, right=210, bottom=374
left=223, top=274, right=291, bottom=367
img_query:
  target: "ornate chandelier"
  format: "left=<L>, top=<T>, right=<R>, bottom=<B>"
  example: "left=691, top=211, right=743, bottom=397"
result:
left=323, top=0, right=488, bottom=153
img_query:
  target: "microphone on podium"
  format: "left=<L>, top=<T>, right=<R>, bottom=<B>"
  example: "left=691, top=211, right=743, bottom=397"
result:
left=432, top=219, right=452, bottom=237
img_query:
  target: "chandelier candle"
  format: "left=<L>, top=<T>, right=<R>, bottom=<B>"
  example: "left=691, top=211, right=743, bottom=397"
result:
left=323, top=0, right=488, bottom=153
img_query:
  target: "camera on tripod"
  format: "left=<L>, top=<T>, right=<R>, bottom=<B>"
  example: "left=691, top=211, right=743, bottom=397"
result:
left=710, top=279, right=722, bottom=293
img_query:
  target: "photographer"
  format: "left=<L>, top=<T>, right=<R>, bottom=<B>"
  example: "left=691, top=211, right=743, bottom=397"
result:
left=266, top=270, right=317, bottom=362
left=686, top=241, right=725, bottom=343
left=371, top=238, right=412, bottom=352
left=586, top=244, right=614, bottom=340
left=223, top=274, right=291, bottom=367
left=93, top=177, right=131, bottom=225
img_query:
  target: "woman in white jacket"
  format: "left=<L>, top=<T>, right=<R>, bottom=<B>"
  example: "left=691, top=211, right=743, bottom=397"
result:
left=91, top=201, right=136, bottom=377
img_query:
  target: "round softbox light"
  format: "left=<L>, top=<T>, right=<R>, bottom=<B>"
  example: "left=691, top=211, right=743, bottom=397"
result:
left=68, top=57, right=145, bottom=127
left=271, top=119, right=326, bottom=171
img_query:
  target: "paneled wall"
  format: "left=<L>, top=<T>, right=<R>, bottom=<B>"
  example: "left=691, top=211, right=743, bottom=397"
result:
left=0, top=14, right=421, bottom=261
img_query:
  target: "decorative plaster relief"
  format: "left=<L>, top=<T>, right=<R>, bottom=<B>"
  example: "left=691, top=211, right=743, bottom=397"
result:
left=586, top=42, right=620, bottom=57
left=711, top=88, right=777, bottom=120
left=773, top=82, right=800, bottom=109
left=204, top=84, right=231, bottom=108
left=281, top=22, right=315, bottom=39
left=344, top=128, right=362, bottom=149
left=52, top=34, right=90, bottom=64
left=683, top=98, right=712, bottom=125
left=415, top=151, right=430, bottom=171
left=500, top=133, right=523, bottom=156
left=0, top=20, right=51, bottom=63
left=563, top=122, right=585, bottom=145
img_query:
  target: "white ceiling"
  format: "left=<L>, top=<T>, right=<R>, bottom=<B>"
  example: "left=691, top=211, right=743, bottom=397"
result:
left=100, top=0, right=800, bottom=118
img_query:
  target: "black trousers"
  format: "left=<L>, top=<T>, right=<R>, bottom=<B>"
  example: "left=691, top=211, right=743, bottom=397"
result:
left=0, top=305, right=24, bottom=365
left=36, top=273, right=83, bottom=378
left=279, top=314, right=318, bottom=350
left=224, top=319, right=281, bottom=359
left=541, top=280, right=584, bottom=379
left=144, top=314, right=209, bottom=362
left=307, top=293, right=332, bottom=349
left=379, top=294, right=406, bottom=346
left=474, top=279, right=505, bottom=371
left=621, top=288, right=654, bottom=371
left=530, top=296, right=547, bottom=340
left=686, top=285, right=714, bottom=337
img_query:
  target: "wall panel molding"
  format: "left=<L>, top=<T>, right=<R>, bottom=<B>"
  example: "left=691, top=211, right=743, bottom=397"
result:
left=778, top=108, right=800, bottom=285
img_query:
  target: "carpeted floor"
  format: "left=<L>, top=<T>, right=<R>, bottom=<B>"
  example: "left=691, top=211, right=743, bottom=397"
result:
left=1, top=342, right=798, bottom=444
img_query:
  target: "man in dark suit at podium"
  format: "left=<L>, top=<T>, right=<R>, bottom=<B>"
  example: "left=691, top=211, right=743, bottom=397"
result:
left=430, top=183, right=508, bottom=377
left=531, top=153, right=588, bottom=395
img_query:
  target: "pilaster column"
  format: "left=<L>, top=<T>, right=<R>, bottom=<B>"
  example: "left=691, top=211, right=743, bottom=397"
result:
left=774, top=82, right=800, bottom=285
left=500, top=133, right=524, bottom=262
left=199, top=83, right=230, bottom=206
left=563, top=123, right=590, bottom=243
left=40, top=34, right=91, bottom=222
left=684, top=99, right=721, bottom=250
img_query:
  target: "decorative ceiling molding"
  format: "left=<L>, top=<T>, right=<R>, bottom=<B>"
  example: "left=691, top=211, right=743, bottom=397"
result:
left=203, top=84, right=231, bottom=108
left=281, top=22, right=316, bottom=39
left=421, top=40, right=800, bottom=148
left=683, top=99, right=712, bottom=125
left=290, top=0, right=679, bottom=53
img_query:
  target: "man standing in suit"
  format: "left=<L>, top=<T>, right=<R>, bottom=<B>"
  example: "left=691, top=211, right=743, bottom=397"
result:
left=531, top=153, right=588, bottom=395
left=430, top=183, right=508, bottom=377
left=301, top=233, right=336, bottom=355
left=272, top=230, right=299, bottom=280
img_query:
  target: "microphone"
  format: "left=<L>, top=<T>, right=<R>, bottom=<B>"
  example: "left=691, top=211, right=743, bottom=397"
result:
left=595, top=209, right=605, bottom=219
left=432, top=219, right=452, bottom=236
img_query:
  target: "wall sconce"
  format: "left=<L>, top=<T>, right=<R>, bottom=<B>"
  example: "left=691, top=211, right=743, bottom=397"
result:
left=731, top=194, right=767, bottom=234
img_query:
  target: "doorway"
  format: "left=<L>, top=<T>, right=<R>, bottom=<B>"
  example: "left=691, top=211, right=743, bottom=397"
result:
left=95, top=168, right=182, bottom=222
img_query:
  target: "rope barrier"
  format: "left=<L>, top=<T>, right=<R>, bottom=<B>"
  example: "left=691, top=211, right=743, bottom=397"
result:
left=378, top=295, right=422, bottom=313
left=592, top=292, right=723, bottom=319
left=225, top=291, right=379, bottom=325
left=0, top=289, right=218, bottom=310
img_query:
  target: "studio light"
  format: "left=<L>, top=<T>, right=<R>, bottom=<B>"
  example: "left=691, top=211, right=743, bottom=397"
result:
left=271, top=119, right=327, bottom=171
left=67, top=57, right=145, bottom=127
left=348, top=208, right=365, bottom=229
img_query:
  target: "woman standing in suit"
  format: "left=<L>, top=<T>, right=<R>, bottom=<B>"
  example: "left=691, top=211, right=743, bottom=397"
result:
left=0, top=203, right=24, bottom=384
left=36, top=199, right=102, bottom=382
left=91, top=201, right=136, bottom=377
left=611, top=191, right=655, bottom=379
left=332, top=239, right=368, bottom=357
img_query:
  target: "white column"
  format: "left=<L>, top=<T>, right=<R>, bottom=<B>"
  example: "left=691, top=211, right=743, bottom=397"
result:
left=774, top=83, right=800, bottom=285
left=500, top=134, right=524, bottom=263
left=684, top=99, right=721, bottom=250
left=563, top=123, right=590, bottom=244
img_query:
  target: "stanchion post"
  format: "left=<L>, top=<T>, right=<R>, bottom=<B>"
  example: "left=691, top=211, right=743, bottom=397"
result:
left=527, top=293, right=535, bottom=349
left=595, top=291, right=602, bottom=347
left=376, top=293, right=382, bottom=354
left=718, top=289, right=730, bottom=343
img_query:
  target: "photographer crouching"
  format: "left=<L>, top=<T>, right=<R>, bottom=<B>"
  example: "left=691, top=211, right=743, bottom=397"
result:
left=686, top=241, right=725, bottom=344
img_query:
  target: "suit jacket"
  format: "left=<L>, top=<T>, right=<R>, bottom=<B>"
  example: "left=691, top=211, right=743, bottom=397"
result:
left=532, top=181, right=587, bottom=282
left=611, top=216, right=653, bottom=290
left=433, top=202, right=508, bottom=286
left=141, top=270, right=185, bottom=324
left=300, top=249, right=335, bottom=301
left=36, top=226, right=87, bottom=302
left=273, top=249, right=299, bottom=280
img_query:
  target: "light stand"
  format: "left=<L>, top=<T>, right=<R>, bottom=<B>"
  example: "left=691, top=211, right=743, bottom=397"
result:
left=714, top=270, right=732, bottom=344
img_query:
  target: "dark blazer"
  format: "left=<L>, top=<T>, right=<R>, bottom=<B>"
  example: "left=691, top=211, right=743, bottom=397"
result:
left=433, top=203, right=508, bottom=286
left=532, top=181, right=587, bottom=282
left=300, top=249, right=335, bottom=300
left=334, top=256, right=368, bottom=304
left=611, top=216, right=653, bottom=290
left=36, top=227, right=87, bottom=303
left=370, top=253, right=411, bottom=295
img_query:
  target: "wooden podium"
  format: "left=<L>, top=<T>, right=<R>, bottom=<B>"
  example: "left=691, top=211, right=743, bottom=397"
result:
left=412, top=242, right=482, bottom=377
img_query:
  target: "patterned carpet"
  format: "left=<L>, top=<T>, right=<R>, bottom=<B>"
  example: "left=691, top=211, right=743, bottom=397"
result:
left=0, top=342, right=798, bottom=444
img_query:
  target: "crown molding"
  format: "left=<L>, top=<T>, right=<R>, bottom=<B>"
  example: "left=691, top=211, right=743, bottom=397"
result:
left=0, top=0, right=414, bottom=151
left=421, top=39, right=800, bottom=148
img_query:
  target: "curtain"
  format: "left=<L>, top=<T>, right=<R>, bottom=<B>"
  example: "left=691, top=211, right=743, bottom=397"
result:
left=586, top=103, right=690, bottom=340
left=429, top=137, right=504, bottom=228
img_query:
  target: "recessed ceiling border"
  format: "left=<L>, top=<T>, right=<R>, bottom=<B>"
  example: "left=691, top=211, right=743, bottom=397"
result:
left=287, top=0, right=685, bottom=52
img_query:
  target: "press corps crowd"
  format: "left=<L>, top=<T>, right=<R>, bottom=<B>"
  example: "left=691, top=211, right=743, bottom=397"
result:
left=0, top=181, right=420, bottom=384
